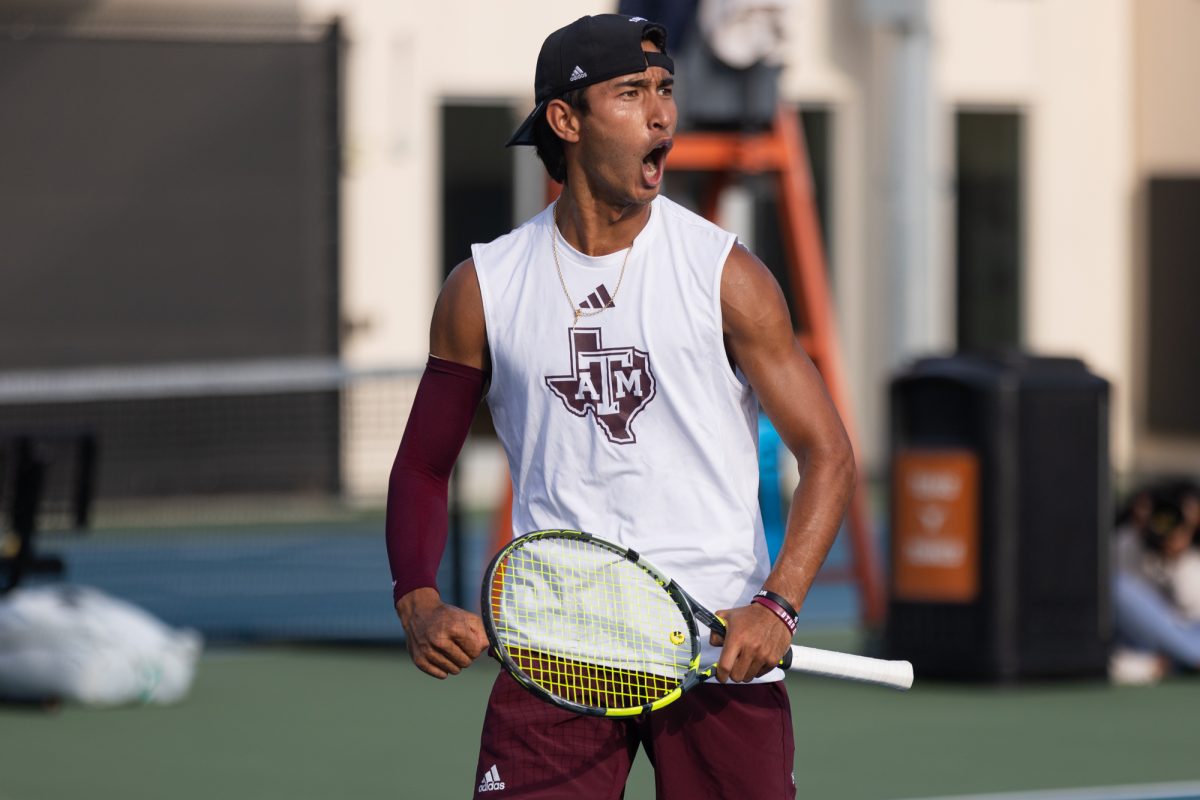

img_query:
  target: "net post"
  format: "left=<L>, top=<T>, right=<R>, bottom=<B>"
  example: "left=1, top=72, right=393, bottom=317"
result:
left=2, top=436, right=48, bottom=594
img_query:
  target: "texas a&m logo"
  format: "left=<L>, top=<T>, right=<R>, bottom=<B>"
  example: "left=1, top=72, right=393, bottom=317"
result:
left=545, top=328, right=656, bottom=444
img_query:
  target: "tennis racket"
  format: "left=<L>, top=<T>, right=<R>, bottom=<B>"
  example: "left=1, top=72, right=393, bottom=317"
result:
left=481, top=529, right=913, bottom=717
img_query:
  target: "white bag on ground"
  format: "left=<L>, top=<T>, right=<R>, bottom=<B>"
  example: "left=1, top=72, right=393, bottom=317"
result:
left=0, top=585, right=202, bottom=706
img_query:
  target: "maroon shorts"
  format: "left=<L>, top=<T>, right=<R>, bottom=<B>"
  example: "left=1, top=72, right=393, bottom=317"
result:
left=472, top=668, right=796, bottom=799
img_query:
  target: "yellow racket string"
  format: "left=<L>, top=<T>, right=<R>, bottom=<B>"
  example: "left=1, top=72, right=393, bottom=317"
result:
left=490, top=536, right=693, bottom=710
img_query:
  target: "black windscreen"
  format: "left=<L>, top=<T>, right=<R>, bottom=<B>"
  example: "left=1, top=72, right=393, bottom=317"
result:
left=0, top=28, right=340, bottom=368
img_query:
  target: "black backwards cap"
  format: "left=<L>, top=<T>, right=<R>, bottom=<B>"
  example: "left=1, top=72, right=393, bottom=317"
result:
left=506, top=14, right=674, bottom=147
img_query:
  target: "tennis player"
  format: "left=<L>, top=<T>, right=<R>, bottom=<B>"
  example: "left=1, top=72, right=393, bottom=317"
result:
left=386, top=14, right=855, bottom=798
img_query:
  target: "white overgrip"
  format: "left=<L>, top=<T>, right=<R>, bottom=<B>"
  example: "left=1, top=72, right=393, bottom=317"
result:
left=784, top=645, right=914, bottom=690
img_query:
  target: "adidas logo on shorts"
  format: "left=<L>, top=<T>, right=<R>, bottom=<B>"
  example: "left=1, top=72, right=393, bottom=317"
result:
left=478, top=764, right=506, bottom=793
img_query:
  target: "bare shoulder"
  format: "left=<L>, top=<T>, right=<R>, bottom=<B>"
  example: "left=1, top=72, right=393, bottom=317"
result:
left=720, top=242, right=791, bottom=340
left=437, top=258, right=483, bottom=314
left=430, top=258, right=488, bottom=370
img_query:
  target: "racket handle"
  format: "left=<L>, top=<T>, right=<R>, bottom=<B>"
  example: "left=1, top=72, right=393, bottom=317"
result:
left=780, top=645, right=913, bottom=691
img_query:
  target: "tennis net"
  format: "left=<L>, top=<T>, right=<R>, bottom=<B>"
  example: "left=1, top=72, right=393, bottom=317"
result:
left=0, top=358, right=449, bottom=641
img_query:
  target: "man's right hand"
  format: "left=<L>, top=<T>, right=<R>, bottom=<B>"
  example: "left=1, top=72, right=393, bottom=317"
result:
left=395, top=587, right=490, bottom=679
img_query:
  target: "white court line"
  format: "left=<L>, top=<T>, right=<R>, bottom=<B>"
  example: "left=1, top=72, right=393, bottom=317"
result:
left=898, top=781, right=1200, bottom=800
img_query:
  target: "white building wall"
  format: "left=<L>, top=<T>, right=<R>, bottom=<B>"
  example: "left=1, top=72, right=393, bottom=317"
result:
left=297, top=0, right=602, bottom=369
left=1131, top=0, right=1200, bottom=475
left=1017, top=0, right=1133, bottom=469
left=292, top=0, right=600, bottom=498
left=912, top=0, right=1133, bottom=470
left=62, top=0, right=1146, bottom=477
left=781, top=0, right=1135, bottom=471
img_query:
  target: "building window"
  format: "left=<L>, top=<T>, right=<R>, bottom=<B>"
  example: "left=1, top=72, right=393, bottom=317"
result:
left=1146, top=177, right=1200, bottom=436
left=955, top=110, right=1023, bottom=353
left=440, top=102, right=515, bottom=278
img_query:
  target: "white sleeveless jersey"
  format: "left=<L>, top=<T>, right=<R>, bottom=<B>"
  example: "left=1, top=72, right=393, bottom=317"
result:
left=473, top=195, right=778, bottom=678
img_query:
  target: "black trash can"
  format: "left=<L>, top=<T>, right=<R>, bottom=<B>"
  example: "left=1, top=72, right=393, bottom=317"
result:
left=883, top=354, right=1111, bottom=681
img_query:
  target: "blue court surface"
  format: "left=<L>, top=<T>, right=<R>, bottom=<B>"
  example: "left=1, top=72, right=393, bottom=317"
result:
left=38, top=517, right=863, bottom=642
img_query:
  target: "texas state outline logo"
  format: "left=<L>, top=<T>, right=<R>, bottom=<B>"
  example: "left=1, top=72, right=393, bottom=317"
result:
left=544, top=328, right=657, bottom=445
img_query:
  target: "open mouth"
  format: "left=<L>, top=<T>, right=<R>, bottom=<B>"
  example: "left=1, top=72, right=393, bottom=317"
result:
left=641, top=140, right=672, bottom=186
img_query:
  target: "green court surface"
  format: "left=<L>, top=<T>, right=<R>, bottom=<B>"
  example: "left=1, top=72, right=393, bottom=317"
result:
left=1, top=633, right=1197, bottom=800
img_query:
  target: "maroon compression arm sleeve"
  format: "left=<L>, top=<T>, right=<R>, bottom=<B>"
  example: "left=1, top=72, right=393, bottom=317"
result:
left=386, top=356, right=485, bottom=604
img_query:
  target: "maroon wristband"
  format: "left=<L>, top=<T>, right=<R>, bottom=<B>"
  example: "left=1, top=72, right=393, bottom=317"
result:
left=754, top=588, right=799, bottom=619
left=751, top=595, right=798, bottom=634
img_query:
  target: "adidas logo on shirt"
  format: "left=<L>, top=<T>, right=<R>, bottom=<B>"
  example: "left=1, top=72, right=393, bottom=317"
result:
left=578, top=284, right=614, bottom=312
left=569, top=65, right=587, bottom=81
left=478, top=764, right=505, bottom=793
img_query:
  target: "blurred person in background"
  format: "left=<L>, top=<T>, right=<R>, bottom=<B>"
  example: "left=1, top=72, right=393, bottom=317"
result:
left=385, top=12, right=853, bottom=799
left=1110, top=480, right=1200, bottom=684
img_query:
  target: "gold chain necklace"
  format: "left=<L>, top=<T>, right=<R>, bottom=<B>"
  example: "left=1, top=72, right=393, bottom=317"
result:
left=551, top=201, right=644, bottom=327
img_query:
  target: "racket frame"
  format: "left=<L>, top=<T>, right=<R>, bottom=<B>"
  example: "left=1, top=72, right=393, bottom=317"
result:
left=483, top=529, right=913, bottom=716
left=481, top=529, right=707, bottom=717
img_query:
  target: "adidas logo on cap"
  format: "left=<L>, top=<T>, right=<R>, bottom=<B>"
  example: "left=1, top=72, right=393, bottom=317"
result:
left=569, top=65, right=587, bottom=81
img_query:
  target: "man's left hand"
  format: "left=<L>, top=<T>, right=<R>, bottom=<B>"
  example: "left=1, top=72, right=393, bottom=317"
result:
left=709, top=603, right=794, bottom=683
